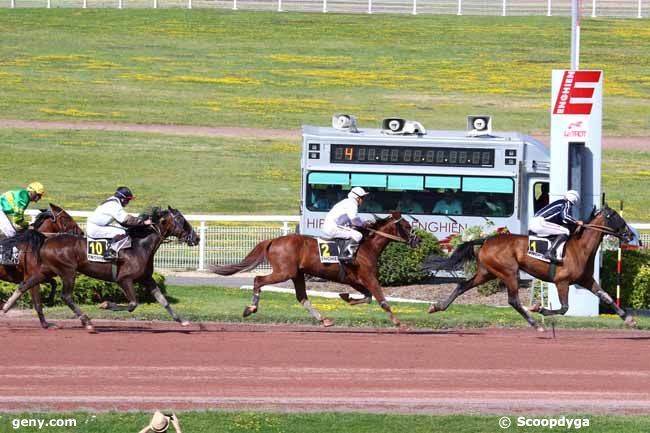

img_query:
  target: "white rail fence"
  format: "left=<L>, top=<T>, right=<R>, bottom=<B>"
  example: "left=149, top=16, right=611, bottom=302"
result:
left=25, top=210, right=650, bottom=271
left=3, top=0, right=648, bottom=17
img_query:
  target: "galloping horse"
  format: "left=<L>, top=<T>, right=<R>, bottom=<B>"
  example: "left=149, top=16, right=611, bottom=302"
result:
left=0, top=203, right=83, bottom=328
left=210, top=212, right=419, bottom=328
left=423, top=205, right=635, bottom=331
left=2, top=207, right=199, bottom=331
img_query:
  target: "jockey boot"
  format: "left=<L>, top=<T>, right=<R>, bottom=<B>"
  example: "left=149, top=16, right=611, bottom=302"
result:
left=545, top=234, right=569, bottom=264
left=104, top=234, right=126, bottom=261
left=339, top=240, right=359, bottom=264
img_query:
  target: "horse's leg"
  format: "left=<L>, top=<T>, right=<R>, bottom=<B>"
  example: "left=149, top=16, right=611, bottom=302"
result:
left=582, top=277, right=636, bottom=327
left=503, top=275, right=544, bottom=332
left=357, top=277, right=403, bottom=329
left=293, top=272, right=333, bottom=327
left=60, top=275, right=95, bottom=332
left=145, top=277, right=189, bottom=326
left=339, top=283, right=372, bottom=305
left=45, top=278, right=57, bottom=307
left=1, top=274, right=43, bottom=313
left=429, top=266, right=495, bottom=313
left=243, top=271, right=291, bottom=318
left=100, top=280, right=138, bottom=313
left=531, top=281, right=570, bottom=316
left=30, top=284, right=56, bottom=329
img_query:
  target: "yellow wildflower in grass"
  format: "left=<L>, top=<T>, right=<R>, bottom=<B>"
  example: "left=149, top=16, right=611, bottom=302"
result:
left=268, top=143, right=299, bottom=154
left=110, top=112, right=122, bottom=117
left=132, top=56, right=172, bottom=63
left=228, top=96, right=333, bottom=115
left=173, top=75, right=261, bottom=86
left=121, top=73, right=166, bottom=82
left=33, top=54, right=88, bottom=62
left=84, top=60, right=121, bottom=70
left=39, top=107, right=104, bottom=118
left=267, top=54, right=352, bottom=65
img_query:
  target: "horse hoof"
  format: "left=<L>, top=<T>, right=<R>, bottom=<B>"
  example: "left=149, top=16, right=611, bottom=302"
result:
left=42, top=322, right=58, bottom=330
left=321, top=317, right=334, bottom=327
left=624, top=316, right=637, bottom=328
left=86, top=324, right=97, bottom=333
left=427, top=303, right=439, bottom=314
left=339, top=293, right=351, bottom=303
left=242, top=305, right=257, bottom=318
left=529, top=303, right=542, bottom=313
left=398, top=324, right=411, bottom=332
left=98, top=301, right=110, bottom=310
left=181, top=320, right=190, bottom=327
left=536, top=325, right=546, bottom=333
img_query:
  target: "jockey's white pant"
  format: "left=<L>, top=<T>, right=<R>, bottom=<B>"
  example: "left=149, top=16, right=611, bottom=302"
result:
left=322, top=223, right=363, bottom=243
left=529, top=216, right=570, bottom=237
left=86, top=222, right=126, bottom=240
left=0, top=212, right=17, bottom=237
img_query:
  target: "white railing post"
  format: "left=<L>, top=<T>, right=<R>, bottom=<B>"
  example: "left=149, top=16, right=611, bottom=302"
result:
left=153, top=0, right=157, bottom=8
left=282, top=221, right=289, bottom=236
left=277, top=0, right=282, bottom=11
left=232, top=0, right=237, bottom=10
left=10, top=0, right=15, bottom=8
left=83, top=0, right=87, bottom=8
left=198, top=221, right=206, bottom=271
left=322, top=0, right=327, bottom=13
left=638, top=0, right=642, bottom=17
left=188, top=0, right=191, bottom=8
left=547, top=0, right=551, bottom=15
left=118, top=0, right=122, bottom=8
left=457, top=0, right=462, bottom=15
left=47, top=0, right=51, bottom=7
left=502, top=0, right=506, bottom=15
left=591, top=0, right=596, bottom=17
left=367, top=0, right=371, bottom=13
left=412, top=0, right=417, bottom=14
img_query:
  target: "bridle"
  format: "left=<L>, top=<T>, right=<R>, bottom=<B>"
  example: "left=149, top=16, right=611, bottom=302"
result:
left=582, top=209, right=629, bottom=240
left=366, top=216, right=416, bottom=244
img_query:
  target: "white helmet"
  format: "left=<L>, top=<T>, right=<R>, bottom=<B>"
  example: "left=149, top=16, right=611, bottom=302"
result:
left=348, top=187, right=369, bottom=199
left=564, top=190, right=580, bottom=205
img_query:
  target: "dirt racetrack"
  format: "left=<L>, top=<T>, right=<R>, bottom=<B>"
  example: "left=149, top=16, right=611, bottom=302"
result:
left=1, top=319, right=649, bottom=415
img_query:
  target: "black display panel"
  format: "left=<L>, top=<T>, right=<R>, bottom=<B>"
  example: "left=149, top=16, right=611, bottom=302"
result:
left=330, top=144, right=494, bottom=167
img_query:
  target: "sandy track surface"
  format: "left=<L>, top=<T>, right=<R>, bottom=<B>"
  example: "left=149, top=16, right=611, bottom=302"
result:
left=1, top=119, right=649, bottom=149
left=1, top=320, right=649, bottom=414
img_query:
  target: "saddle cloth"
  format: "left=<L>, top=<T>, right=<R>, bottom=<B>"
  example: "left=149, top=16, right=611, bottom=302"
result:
left=316, top=238, right=346, bottom=264
left=86, top=236, right=131, bottom=263
left=527, top=235, right=565, bottom=263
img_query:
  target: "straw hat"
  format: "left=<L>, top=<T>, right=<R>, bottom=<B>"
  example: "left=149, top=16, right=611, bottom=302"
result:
left=149, top=411, right=170, bottom=433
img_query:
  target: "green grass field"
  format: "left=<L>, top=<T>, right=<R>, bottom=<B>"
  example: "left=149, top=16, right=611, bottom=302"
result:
left=34, top=285, right=650, bottom=330
left=2, top=411, right=650, bottom=433
left=0, top=11, right=648, bottom=135
left=0, top=128, right=648, bottom=219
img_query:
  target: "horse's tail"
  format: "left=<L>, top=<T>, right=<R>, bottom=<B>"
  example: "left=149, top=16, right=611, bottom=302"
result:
left=208, top=239, right=272, bottom=275
left=422, top=239, right=485, bottom=271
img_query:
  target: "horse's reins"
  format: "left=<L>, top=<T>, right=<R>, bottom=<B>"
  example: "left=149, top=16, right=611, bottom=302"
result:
left=582, top=223, right=620, bottom=237
left=366, top=227, right=407, bottom=242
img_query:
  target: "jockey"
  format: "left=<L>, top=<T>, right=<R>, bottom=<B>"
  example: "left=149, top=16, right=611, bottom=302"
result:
left=0, top=182, right=45, bottom=238
left=86, top=186, right=151, bottom=259
left=322, top=186, right=370, bottom=263
left=529, top=189, right=584, bottom=263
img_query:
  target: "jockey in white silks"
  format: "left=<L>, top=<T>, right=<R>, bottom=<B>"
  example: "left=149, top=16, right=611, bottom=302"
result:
left=322, top=186, right=371, bottom=263
left=86, top=186, right=151, bottom=259
left=528, top=189, right=584, bottom=263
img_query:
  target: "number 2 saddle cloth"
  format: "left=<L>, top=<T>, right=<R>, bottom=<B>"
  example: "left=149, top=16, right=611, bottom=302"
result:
left=316, top=238, right=347, bottom=264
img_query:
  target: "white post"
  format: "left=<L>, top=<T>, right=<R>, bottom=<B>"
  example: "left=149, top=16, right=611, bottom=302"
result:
left=412, top=0, right=417, bottom=14
left=322, top=0, right=327, bottom=13
left=83, top=0, right=87, bottom=8
left=198, top=221, right=206, bottom=271
left=367, top=0, right=371, bottom=13
left=118, top=0, right=122, bottom=9
left=571, top=0, right=580, bottom=70
left=47, top=0, right=51, bottom=7
left=591, top=0, right=596, bottom=17
left=502, top=0, right=506, bottom=15
left=188, top=0, right=191, bottom=8
left=638, top=0, right=642, bottom=17
left=277, top=0, right=282, bottom=11
left=547, top=0, right=551, bottom=16
left=153, top=0, right=157, bottom=8
left=232, top=0, right=237, bottom=10
left=457, top=0, right=462, bottom=15
left=282, top=221, right=289, bottom=236
left=10, top=0, right=14, bottom=8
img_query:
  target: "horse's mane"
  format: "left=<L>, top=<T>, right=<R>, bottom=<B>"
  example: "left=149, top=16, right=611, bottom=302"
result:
left=128, top=207, right=170, bottom=238
left=31, top=209, right=53, bottom=230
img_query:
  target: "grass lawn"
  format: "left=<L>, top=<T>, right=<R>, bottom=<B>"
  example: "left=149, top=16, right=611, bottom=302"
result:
left=0, top=128, right=648, bottom=219
left=2, top=411, right=650, bottom=433
left=32, top=285, right=650, bottom=330
left=0, top=11, right=648, bottom=136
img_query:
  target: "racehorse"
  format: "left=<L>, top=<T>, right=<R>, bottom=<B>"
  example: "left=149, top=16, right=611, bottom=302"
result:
left=0, top=203, right=83, bottom=328
left=210, top=212, right=419, bottom=328
left=422, top=205, right=636, bottom=331
left=1, top=207, right=199, bottom=332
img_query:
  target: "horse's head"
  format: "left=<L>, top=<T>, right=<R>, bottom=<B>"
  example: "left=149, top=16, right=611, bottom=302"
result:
left=154, top=206, right=200, bottom=246
left=371, top=211, right=420, bottom=248
left=32, top=203, right=83, bottom=236
left=595, top=205, right=633, bottom=242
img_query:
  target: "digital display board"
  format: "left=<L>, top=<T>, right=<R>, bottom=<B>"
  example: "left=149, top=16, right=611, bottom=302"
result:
left=330, top=144, right=495, bottom=167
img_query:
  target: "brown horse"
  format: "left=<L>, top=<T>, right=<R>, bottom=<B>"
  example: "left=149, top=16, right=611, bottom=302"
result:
left=210, top=212, right=419, bottom=328
left=0, top=203, right=83, bottom=328
left=423, top=205, right=635, bottom=331
left=2, top=207, right=199, bottom=331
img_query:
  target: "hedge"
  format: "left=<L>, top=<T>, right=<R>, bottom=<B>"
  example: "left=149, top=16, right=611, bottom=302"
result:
left=377, top=228, right=442, bottom=286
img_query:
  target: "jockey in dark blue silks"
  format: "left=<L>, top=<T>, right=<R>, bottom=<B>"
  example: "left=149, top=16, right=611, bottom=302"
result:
left=528, top=190, right=584, bottom=263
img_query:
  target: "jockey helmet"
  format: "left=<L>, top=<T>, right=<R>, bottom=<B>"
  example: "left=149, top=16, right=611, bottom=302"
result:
left=26, top=182, right=45, bottom=195
left=348, top=187, right=369, bottom=200
left=115, top=186, right=134, bottom=205
left=565, top=190, right=580, bottom=205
